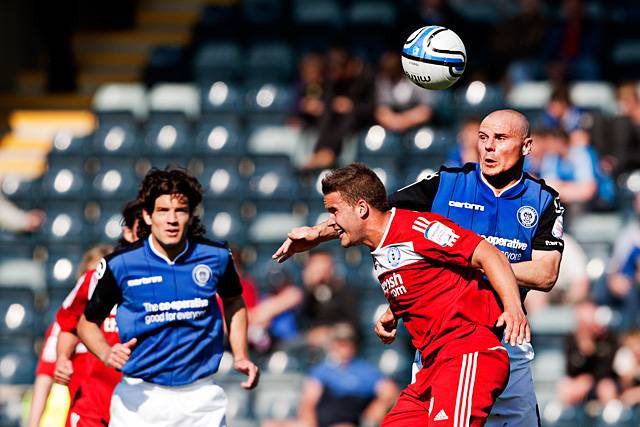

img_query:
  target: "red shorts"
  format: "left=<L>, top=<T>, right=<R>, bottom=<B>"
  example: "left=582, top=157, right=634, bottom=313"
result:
left=382, top=331, right=509, bottom=427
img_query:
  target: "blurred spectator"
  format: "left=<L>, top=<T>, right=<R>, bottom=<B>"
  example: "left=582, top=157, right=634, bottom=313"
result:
left=617, top=82, right=640, bottom=127
left=543, top=0, right=602, bottom=82
left=492, top=0, right=547, bottom=83
left=607, top=82, right=640, bottom=171
left=525, top=233, right=590, bottom=313
left=0, top=191, right=44, bottom=233
left=248, top=266, right=303, bottom=353
left=608, top=192, right=640, bottom=274
left=606, top=243, right=640, bottom=329
left=556, top=301, right=619, bottom=406
left=444, top=116, right=480, bottom=167
left=289, top=54, right=326, bottom=130
left=374, top=52, right=434, bottom=133
left=523, top=126, right=550, bottom=177
left=304, top=48, right=374, bottom=169
left=540, top=128, right=597, bottom=214
left=541, top=86, right=585, bottom=134
left=262, top=323, right=398, bottom=427
left=613, top=329, right=640, bottom=406
left=299, top=251, right=360, bottom=348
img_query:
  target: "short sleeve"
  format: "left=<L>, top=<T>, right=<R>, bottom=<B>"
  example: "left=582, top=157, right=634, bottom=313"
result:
left=217, top=251, right=243, bottom=298
left=84, top=259, right=123, bottom=324
left=532, top=196, right=565, bottom=252
left=56, top=271, right=91, bottom=334
left=411, top=213, right=483, bottom=267
left=389, top=173, right=440, bottom=212
left=35, top=323, right=58, bottom=377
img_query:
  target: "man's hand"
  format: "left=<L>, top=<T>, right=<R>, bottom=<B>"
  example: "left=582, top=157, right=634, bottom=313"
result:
left=374, top=306, right=397, bottom=344
left=496, top=307, right=530, bottom=346
left=101, top=338, right=137, bottom=369
left=235, top=358, right=260, bottom=390
left=53, top=356, right=73, bottom=385
left=272, top=226, right=323, bottom=263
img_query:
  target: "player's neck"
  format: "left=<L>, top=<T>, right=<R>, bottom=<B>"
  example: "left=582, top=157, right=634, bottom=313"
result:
left=363, top=209, right=393, bottom=250
left=481, top=166, right=523, bottom=196
left=150, top=235, right=188, bottom=262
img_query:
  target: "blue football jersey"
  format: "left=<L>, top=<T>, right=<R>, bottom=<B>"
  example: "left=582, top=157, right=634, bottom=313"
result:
left=390, top=162, right=565, bottom=302
left=85, top=236, right=242, bottom=386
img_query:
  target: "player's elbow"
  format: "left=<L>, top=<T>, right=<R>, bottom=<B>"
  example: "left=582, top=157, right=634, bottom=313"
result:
left=539, top=270, right=559, bottom=292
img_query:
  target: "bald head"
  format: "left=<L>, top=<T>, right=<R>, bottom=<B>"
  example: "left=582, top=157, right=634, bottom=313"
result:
left=482, top=109, right=531, bottom=139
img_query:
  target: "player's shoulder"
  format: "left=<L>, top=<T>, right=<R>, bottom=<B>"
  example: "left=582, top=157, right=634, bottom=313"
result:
left=105, top=239, right=145, bottom=263
left=522, top=172, right=560, bottom=198
left=191, top=236, right=230, bottom=253
left=439, top=162, right=476, bottom=177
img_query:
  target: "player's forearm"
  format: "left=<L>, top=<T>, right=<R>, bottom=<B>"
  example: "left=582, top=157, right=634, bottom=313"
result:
left=511, top=259, right=559, bottom=291
left=56, top=331, right=78, bottom=361
left=473, top=241, right=521, bottom=310
left=313, top=220, right=340, bottom=241
left=26, top=375, right=54, bottom=427
left=77, top=315, right=112, bottom=363
left=224, top=296, right=250, bottom=361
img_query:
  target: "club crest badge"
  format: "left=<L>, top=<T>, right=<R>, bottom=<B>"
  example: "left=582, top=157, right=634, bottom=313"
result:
left=387, top=246, right=401, bottom=267
left=517, top=206, right=538, bottom=228
left=192, top=264, right=212, bottom=286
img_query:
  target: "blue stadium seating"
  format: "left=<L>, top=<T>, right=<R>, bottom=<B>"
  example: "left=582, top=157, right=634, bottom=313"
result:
left=93, top=114, right=139, bottom=156
left=201, top=202, right=246, bottom=244
left=356, top=157, right=400, bottom=193
left=39, top=203, right=86, bottom=243
left=143, top=113, right=192, bottom=157
left=253, top=373, right=304, bottom=420
left=0, top=289, right=36, bottom=336
left=245, top=83, right=293, bottom=115
left=193, top=42, right=242, bottom=83
left=197, top=158, right=246, bottom=199
left=90, top=158, right=138, bottom=200
left=200, top=82, right=244, bottom=114
left=90, top=202, right=127, bottom=243
left=356, top=125, right=403, bottom=158
left=247, top=155, right=298, bottom=200
left=246, top=42, right=295, bottom=83
left=194, top=116, right=244, bottom=156
left=0, top=339, right=37, bottom=385
left=45, top=246, right=82, bottom=289
left=41, top=158, right=87, bottom=200
left=454, top=82, right=505, bottom=116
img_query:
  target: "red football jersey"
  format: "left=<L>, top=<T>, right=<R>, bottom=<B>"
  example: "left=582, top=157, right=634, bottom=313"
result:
left=371, top=208, right=504, bottom=361
left=35, top=322, right=59, bottom=377
left=56, top=270, right=122, bottom=425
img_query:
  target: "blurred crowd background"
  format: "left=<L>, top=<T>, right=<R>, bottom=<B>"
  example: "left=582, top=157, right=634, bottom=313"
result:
left=2, top=0, right=640, bottom=426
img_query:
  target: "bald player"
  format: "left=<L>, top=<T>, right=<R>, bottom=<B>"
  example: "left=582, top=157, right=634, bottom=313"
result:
left=274, top=109, right=565, bottom=426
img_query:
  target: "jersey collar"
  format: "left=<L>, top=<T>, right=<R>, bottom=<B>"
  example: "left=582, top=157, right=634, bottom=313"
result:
left=147, top=236, right=190, bottom=265
left=475, top=163, right=524, bottom=198
left=372, top=207, right=396, bottom=253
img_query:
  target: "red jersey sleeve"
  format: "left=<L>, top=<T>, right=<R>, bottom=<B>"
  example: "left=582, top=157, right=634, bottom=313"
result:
left=35, top=322, right=59, bottom=377
left=56, top=270, right=93, bottom=334
left=410, top=212, right=483, bottom=267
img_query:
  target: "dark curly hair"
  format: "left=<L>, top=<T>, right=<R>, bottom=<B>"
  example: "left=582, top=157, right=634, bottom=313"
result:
left=136, top=167, right=206, bottom=239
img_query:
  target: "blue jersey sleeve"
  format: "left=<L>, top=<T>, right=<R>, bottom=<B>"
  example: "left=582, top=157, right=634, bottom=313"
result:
left=621, top=247, right=640, bottom=279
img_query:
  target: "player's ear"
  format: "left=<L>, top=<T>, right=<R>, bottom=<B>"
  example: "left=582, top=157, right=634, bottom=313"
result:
left=142, top=208, right=153, bottom=226
left=357, top=199, right=369, bottom=218
left=522, top=136, right=533, bottom=156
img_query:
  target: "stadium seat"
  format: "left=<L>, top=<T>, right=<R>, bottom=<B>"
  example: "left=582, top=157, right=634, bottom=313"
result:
left=357, top=157, right=400, bottom=193
left=356, top=125, right=402, bottom=157
left=593, top=402, right=637, bottom=427
left=363, top=345, right=411, bottom=382
left=455, top=81, right=505, bottom=115
left=201, top=202, right=247, bottom=244
left=92, top=117, right=138, bottom=157
left=254, top=373, right=304, bottom=420
left=540, top=402, right=588, bottom=427
left=293, top=0, right=341, bottom=27
left=193, top=42, right=242, bottom=83
left=246, top=125, right=301, bottom=158
left=92, top=83, right=148, bottom=121
left=506, top=81, right=552, bottom=111
left=197, top=158, right=245, bottom=199
left=570, top=82, right=617, bottom=114
left=347, top=1, right=398, bottom=59
left=297, top=168, right=332, bottom=202
left=147, top=84, right=200, bottom=120
left=532, top=348, right=566, bottom=383
left=569, top=213, right=624, bottom=245
left=242, top=0, right=288, bottom=39
left=89, top=202, right=127, bottom=243
left=248, top=212, right=305, bottom=244
left=245, top=83, right=292, bottom=115
left=403, top=126, right=454, bottom=157
left=40, top=203, right=86, bottom=243
left=0, top=289, right=36, bottom=336
left=45, top=245, right=82, bottom=289
left=194, top=5, right=242, bottom=42
left=50, top=132, right=88, bottom=158
left=0, top=175, right=41, bottom=204
left=0, top=258, right=45, bottom=290
left=41, top=158, right=87, bottom=200
left=246, top=155, right=298, bottom=200
left=200, top=81, right=244, bottom=114
left=246, top=42, right=295, bottom=83
left=143, top=113, right=191, bottom=158
left=529, top=305, right=576, bottom=336
left=0, top=339, right=37, bottom=385
left=194, top=116, right=244, bottom=156
left=90, top=158, right=138, bottom=200
left=611, top=39, right=640, bottom=79
left=145, top=46, right=188, bottom=86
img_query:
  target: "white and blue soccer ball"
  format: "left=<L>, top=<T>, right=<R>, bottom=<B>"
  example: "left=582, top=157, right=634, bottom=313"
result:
left=401, top=26, right=466, bottom=90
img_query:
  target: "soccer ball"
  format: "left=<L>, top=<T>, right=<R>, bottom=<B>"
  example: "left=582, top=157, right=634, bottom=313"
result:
left=401, top=26, right=466, bottom=90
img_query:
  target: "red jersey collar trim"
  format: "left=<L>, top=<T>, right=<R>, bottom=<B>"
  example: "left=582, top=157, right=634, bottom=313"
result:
left=373, top=208, right=396, bottom=253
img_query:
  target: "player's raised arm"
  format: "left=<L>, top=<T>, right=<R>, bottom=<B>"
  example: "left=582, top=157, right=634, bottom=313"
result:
left=470, top=240, right=530, bottom=346
left=272, top=221, right=340, bottom=262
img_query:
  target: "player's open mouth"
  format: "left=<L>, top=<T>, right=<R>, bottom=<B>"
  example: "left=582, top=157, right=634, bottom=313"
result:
left=166, top=230, right=179, bottom=237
